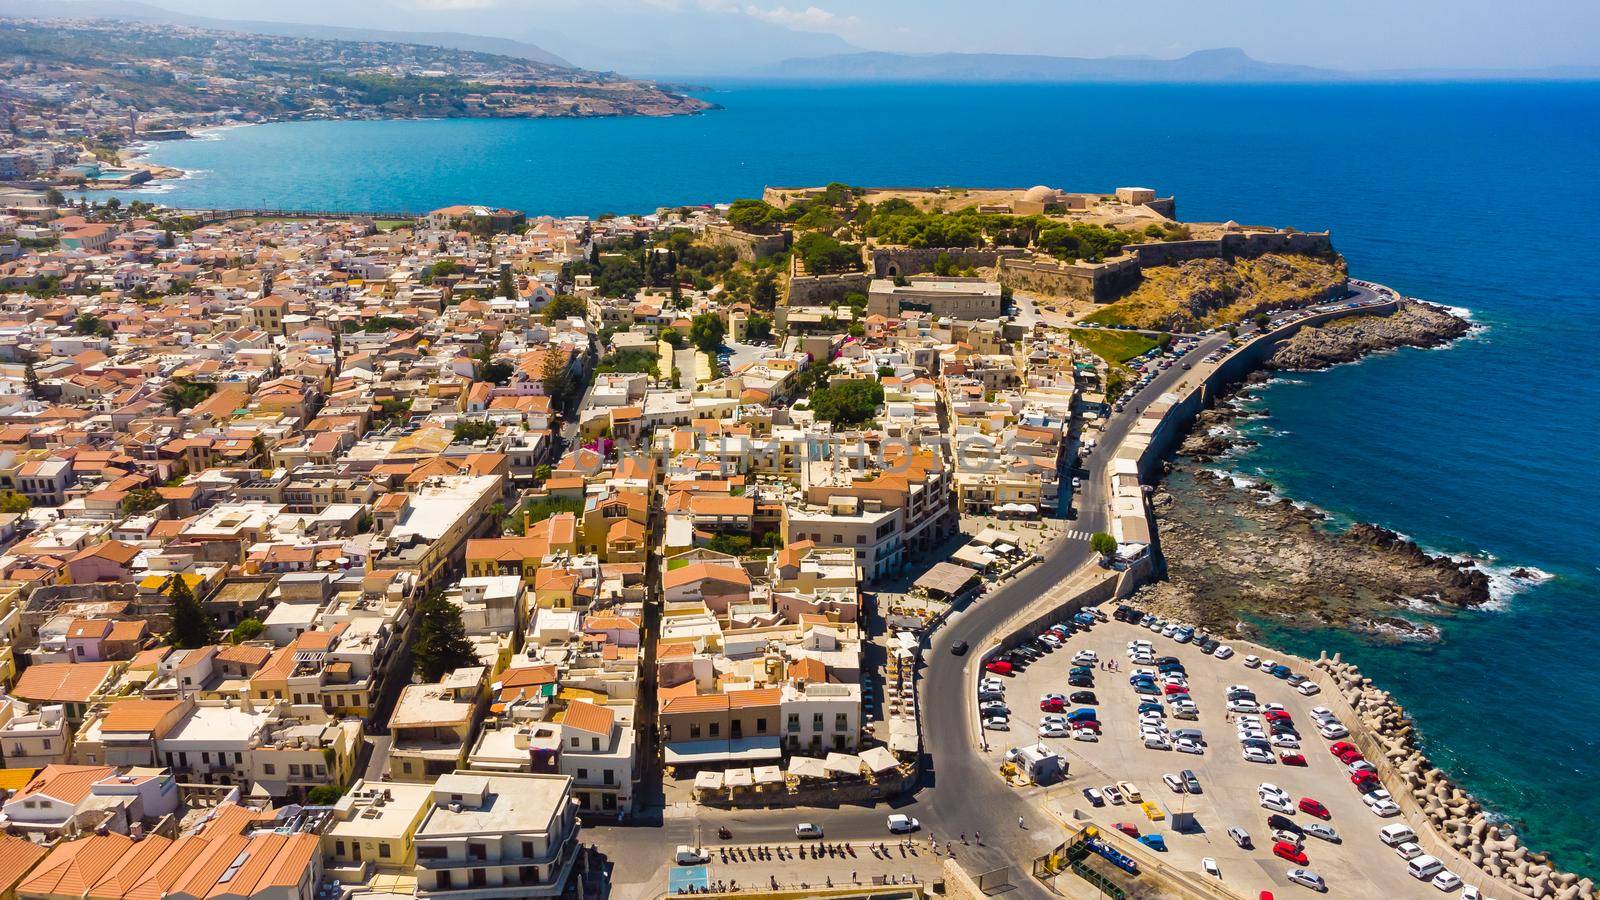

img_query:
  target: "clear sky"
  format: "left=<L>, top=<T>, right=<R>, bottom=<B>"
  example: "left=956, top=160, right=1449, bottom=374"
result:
left=133, top=0, right=1600, bottom=71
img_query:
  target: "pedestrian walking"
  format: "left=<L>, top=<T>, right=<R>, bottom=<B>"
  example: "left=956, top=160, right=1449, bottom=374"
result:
left=1018, top=816, right=1026, bottom=829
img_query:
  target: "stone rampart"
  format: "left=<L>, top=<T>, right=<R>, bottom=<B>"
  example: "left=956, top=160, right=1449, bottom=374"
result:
left=703, top=224, right=790, bottom=261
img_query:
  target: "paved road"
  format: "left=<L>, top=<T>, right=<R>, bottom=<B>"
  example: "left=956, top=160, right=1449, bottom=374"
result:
left=583, top=285, right=1394, bottom=896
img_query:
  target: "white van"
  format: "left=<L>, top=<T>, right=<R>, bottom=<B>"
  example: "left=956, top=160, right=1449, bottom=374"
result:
left=1408, top=855, right=1444, bottom=880
left=1380, top=823, right=1418, bottom=846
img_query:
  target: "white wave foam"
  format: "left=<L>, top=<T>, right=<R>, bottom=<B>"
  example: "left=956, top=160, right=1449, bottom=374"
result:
left=1479, top=562, right=1556, bottom=607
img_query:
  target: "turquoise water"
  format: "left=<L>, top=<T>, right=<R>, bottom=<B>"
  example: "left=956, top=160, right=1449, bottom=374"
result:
left=116, top=82, right=1600, bottom=873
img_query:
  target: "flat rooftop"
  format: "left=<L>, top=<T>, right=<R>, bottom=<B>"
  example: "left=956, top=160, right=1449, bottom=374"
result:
left=418, top=772, right=570, bottom=837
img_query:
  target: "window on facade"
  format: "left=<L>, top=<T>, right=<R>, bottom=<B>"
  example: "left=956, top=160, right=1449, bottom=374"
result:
left=856, top=535, right=865, bottom=545
left=263, top=764, right=276, bottom=775
left=335, top=840, right=345, bottom=856
left=708, top=723, right=720, bottom=737
left=519, top=865, right=538, bottom=884
left=835, top=713, right=849, bottom=731
left=417, top=846, right=447, bottom=860
left=522, top=841, right=535, bottom=858
left=787, top=714, right=799, bottom=732
left=379, top=843, right=391, bottom=858
left=576, top=768, right=588, bottom=781
left=603, top=770, right=615, bottom=785
left=289, top=764, right=300, bottom=776
left=812, top=713, right=823, bottom=729
left=756, top=717, right=767, bottom=733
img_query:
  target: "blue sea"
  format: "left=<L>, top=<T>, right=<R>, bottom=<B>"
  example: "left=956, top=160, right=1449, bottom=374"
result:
left=114, top=82, right=1600, bottom=873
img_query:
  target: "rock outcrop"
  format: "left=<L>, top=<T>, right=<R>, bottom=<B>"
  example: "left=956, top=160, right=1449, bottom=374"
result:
left=1268, top=300, right=1472, bottom=370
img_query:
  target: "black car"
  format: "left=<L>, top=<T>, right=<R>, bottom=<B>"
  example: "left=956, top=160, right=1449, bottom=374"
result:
left=950, top=640, right=969, bottom=656
left=1181, top=770, right=1202, bottom=793
left=1267, top=814, right=1303, bottom=834
left=1156, top=656, right=1180, bottom=666
left=1068, top=675, right=1094, bottom=688
left=1069, top=691, right=1098, bottom=704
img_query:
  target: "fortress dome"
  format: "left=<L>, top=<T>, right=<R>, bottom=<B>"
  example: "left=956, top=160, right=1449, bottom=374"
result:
left=1022, top=185, right=1056, bottom=203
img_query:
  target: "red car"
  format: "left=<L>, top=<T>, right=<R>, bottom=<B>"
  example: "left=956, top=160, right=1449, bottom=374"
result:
left=985, top=660, right=1013, bottom=676
left=1280, top=753, right=1307, bottom=767
left=1114, top=822, right=1140, bottom=837
left=1298, top=798, right=1330, bottom=819
left=1352, top=772, right=1382, bottom=793
left=1336, top=749, right=1364, bottom=765
left=1263, top=710, right=1292, bottom=722
left=1040, top=698, right=1065, bottom=712
left=1163, top=684, right=1188, bottom=695
left=1272, top=841, right=1309, bottom=865
left=1328, top=741, right=1358, bottom=758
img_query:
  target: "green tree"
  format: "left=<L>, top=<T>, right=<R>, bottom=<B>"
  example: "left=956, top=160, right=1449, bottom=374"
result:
left=744, top=313, right=772, bottom=343
left=542, top=294, right=588, bottom=324
left=412, top=591, right=478, bottom=682
left=22, top=361, right=41, bottom=397
left=751, top=272, right=778, bottom=311
left=726, top=198, right=781, bottom=233
left=0, top=491, right=30, bottom=514
left=305, top=784, right=344, bottom=805
left=499, top=267, right=517, bottom=300
left=689, top=312, right=726, bottom=352
left=479, top=361, right=515, bottom=385
left=121, top=488, right=163, bottom=515
left=74, top=313, right=111, bottom=337
left=165, top=575, right=217, bottom=649
left=1090, top=532, right=1118, bottom=557
left=44, top=187, right=65, bottom=206
left=453, top=420, right=496, bottom=443
left=542, top=351, right=577, bottom=412
left=1254, top=312, right=1271, bottom=330
left=792, top=232, right=861, bottom=274
left=808, top=378, right=884, bottom=426
left=161, top=377, right=215, bottom=413
left=230, top=618, right=265, bottom=644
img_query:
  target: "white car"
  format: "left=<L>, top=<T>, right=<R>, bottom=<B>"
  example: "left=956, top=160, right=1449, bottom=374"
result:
left=1162, top=773, right=1186, bottom=793
left=1318, top=722, right=1350, bottom=740
left=1349, top=760, right=1378, bottom=775
left=1243, top=655, right=1262, bottom=668
left=1308, top=706, right=1338, bottom=723
left=1228, top=699, right=1261, bottom=713
left=1462, top=888, right=1483, bottom=900
left=1103, top=785, right=1124, bottom=804
left=1369, top=799, right=1403, bottom=817
left=1041, top=713, right=1069, bottom=726
left=1287, top=868, right=1327, bottom=892
left=1040, top=723, right=1071, bottom=738
left=1433, top=870, right=1463, bottom=892
left=1258, top=783, right=1288, bottom=800
left=982, top=717, right=1010, bottom=731
left=1227, top=826, right=1251, bottom=848
left=980, top=677, right=1006, bottom=693
left=1175, top=738, right=1204, bottom=755
left=1072, top=728, right=1099, bottom=742
left=795, top=823, right=823, bottom=839
left=1296, top=682, right=1321, bottom=696
left=1213, top=645, right=1234, bottom=660
left=1203, top=857, right=1220, bottom=877
left=1038, top=632, right=1063, bottom=647
left=1270, top=734, right=1301, bottom=749
left=886, top=814, right=920, bottom=834
left=1395, top=842, right=1425, bottom=860
left=1144, top=735, right=1172, bottom=750
left=676, top=845, right=710, bottom=865
left=1117, top=782, right=1143, bottom=803
left=1073, top=650, right=1098, bottom=666
left=1244, top=746, right=1277, bottom=765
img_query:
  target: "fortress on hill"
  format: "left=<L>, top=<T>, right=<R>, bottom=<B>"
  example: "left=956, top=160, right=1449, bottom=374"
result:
left=754, top=184, right=1336, bottom=306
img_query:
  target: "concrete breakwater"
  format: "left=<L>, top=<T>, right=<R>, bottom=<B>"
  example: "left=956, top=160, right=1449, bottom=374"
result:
left=1314, top=654, right=1595, bottom=900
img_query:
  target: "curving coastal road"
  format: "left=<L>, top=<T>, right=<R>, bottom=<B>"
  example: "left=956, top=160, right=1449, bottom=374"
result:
left=593, top=285, right=1393, bottom=897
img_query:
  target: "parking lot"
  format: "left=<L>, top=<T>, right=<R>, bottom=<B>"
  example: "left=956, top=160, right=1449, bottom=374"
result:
left=977, top=611, right=1448, bottom=898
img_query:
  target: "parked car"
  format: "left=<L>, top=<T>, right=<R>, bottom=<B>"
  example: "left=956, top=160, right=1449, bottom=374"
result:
left=1117, top=782, right=1143, bottom=803
left=1298, top=798, right=1330, bottom=819
left=1286, top=868, right=1327, bottom=892
left=795, top=823, right=823, bottom=839
left=984, top=660, right=1013, bottom=675
left=1083, top=787, right=1105, bottom=806
left=1303, top=823, right=1339, bottom=844
left=1137, top=834, right=1167, bottom=852
left=1273, top=841, right=1309, bottom=865
left=1162, top=773, right=1186, bottom=793
left=1280, top=753, right=1308, bottom=767
left=1432, top=870, right=1463, bottom=892
left=1214, top=645, right=1235, bottom=659
left=1243, top=655, right=1262, bottom=668
left=1227, top=826, right=1252, bottom=849
left=950, top=640, right=969, bottom=656
left=676, top=846, right=710, bottom=865
left=1070, top=691, right=1098, bottom=704
left=1297, top=681, right=1321, bottom=696
left=1102, top=785, right=1123, bottom=804
left=1114, top=821, right=1139, bottom=837
left=1244, top=746, right=1277, bottom=765
left=982, top=717, right=1010, bottom=731
left=1181, top=770, right=1202, bottom=793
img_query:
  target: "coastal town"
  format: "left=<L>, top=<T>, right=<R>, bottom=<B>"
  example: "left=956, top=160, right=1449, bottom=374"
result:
left=0, top=15, right=710, bottom=190
left=0, top=168, right=1582, bottom=900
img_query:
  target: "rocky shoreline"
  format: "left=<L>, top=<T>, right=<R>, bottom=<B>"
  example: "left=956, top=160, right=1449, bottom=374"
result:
left=1267, top=298, right=1473, bottom=370
left=1129, top=301, right=1487, bottom=639
left=1315, top=655, right=1594, bottom=899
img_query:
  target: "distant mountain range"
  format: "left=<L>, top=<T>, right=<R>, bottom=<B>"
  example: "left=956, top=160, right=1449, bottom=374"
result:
left=3, top=0, right=575, bottom=68
left=757, top=47, right=1600, bottom=83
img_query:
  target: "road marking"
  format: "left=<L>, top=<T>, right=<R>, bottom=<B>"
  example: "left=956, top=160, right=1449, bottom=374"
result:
left=1061, top=530, right=1092, bottom=541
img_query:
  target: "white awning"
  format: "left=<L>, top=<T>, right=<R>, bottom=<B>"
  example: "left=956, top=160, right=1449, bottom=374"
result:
left=824, top=752, right=862, bottom=776
left=693, top=770, right=724, bottom=791
left=724, top=767, right=754, bottom=788
left=860, top=746, right=899, bottom=774
left=753, top=765, right=784, bottom=785
left=787, top=756, right=828, bottom=780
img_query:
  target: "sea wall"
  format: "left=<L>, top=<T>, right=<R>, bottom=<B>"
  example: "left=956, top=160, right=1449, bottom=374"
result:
left=867, top=246, right=1029, bottom=278
left=995, top=229, right=1336, bottom=302
left=703, top=224, right=790, bottom=261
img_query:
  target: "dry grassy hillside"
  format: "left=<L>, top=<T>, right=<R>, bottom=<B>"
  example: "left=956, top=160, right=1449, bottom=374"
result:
left=1083, top=253, right=1347, bottom=330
